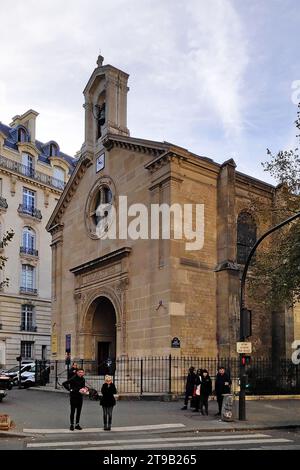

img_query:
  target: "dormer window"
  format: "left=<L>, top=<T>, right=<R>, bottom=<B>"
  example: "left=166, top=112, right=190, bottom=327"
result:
left=18, top=128, right=27, bottom=143
left=50, top=143, right=58, bottom=157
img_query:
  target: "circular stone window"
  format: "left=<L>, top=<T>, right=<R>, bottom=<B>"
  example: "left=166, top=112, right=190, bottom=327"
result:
left=85, top=177, right=115, bottom=239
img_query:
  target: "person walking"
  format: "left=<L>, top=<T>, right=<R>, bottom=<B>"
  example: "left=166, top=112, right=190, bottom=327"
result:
left=181, top=366, right=196, bottom=410
left=199, top=369, right=212, bottom=415
left=192, top=369, right=203, bottom=412
left=62, top=368, right=87, bottom=430
left=214, top=366, right=231, bottom=416
left=100, top=375, right=117, bottom=431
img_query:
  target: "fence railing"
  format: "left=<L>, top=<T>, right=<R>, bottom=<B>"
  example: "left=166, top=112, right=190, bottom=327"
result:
left=34, top=356, right=300, bottom=396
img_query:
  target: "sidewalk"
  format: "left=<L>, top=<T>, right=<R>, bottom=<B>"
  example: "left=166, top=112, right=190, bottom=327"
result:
left=0, top=389, right=299, bottom=437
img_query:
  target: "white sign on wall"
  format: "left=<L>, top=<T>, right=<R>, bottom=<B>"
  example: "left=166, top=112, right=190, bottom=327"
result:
left=236, top=342, right=252, bottom=354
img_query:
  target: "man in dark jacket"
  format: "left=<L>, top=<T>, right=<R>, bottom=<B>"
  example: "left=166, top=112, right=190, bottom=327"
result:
left=62, top=368, right=86, bottom=430
left=181, top=366, right=196, bottom=410
left=214, top=366, right=231, bottom=416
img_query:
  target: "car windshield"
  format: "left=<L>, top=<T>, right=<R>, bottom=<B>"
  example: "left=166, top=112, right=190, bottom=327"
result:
left=7, top=366, right=19, bottom=373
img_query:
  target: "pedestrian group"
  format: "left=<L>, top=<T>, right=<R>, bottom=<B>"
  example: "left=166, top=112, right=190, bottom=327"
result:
left=181, top=366, right=231, bottom=416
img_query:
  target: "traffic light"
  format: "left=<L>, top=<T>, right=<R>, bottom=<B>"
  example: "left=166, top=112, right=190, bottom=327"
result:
left=241, top=355, right=251, bottom=366
left=241, top=308, right=252, bottom=339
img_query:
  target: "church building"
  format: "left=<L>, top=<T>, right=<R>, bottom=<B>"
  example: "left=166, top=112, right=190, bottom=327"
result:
left=46, top=56, right=300, bottom=364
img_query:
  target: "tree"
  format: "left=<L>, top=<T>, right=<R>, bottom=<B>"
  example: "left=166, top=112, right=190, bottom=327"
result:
left=248, top=103, right=300, bottom=308
left=0, top=229, right=14, bottom=289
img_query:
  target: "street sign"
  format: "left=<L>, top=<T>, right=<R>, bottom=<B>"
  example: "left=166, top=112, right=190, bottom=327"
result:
left=236, top=342, right=252, bottom=354
left=51, top=334, right=57, bottom=354
left=65, top=334, right=71, bottom=353
left=171, top=337, right=180, bottom=348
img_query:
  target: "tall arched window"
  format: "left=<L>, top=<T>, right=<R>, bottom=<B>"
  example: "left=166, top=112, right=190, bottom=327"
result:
left=21, top=227, right=37, bottom=256
left=237, top=212, right=257, bottom=264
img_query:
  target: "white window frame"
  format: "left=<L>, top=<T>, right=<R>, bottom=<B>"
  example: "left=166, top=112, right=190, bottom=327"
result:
left=22, top=188, right=36, bottom=210
left=21, top=305, right=34, bottom=331
left=20, top=341, right=34, bottom=359
left=21, top=264, right=36, bottom=290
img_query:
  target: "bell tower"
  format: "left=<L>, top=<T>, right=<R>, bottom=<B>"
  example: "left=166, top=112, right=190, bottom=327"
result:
left=83, top=55, right=130, bottom=149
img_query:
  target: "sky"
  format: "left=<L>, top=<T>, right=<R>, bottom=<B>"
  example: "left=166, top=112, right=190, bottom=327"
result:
left=0, top=0, right=299, bottom=184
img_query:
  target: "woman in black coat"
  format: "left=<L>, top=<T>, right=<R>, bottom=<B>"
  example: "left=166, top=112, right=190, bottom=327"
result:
left=199, top=369, right=212, bottom=415
left=100, top=375, right=117, bottom=430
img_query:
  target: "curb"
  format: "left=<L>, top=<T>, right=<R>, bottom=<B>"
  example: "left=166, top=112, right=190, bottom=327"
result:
left=28, top=388, right=300, bottom=401
left=1, top=423, right=299, bottom=439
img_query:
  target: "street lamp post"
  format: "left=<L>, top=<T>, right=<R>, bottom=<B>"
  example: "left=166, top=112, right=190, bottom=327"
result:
left=239, top=210, right=300, bottom=420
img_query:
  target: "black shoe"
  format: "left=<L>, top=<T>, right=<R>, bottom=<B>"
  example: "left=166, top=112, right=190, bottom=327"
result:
left=200, top=410, right=204, bottom=415
left=70, top=425, right=74, bottom=431
left=75, top=424, right=82, bottom=430
left=107, top=427, right=111, bottom=431
left=215, top=412, right=221, bottom=416
left=205, top=410, right=209, bottom=416
left=104, top=427, right=110, bottom=431
left=181, top=406, right=187, bottom=410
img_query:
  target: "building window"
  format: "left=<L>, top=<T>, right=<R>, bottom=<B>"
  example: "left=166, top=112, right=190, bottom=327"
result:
left=18, top=128, right=27, bottom=143
left=50, top=144, right=58, bottom=157
left=22, top=153, right=35, bottom=177
left=22, top=188, right=36, bottom=211
left=21, top=227, right=38, bottom=256
left=21, top=305, right=35, bottom=331
left=237, top=212, right=257, bottom=265
left=53, top=166, right=65, bottom=183
left=42, top=345, right=47, bottom=360
left=21, top=264, right=36, bottom=293
left=92, top=185, right=112, bottom=227
left=21, top=341, right=34, bottom=359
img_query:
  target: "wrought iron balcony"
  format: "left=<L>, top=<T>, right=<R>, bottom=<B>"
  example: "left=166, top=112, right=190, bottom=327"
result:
left=0, top=154, right=66, bottom=190
left=20, top=287, right=38, bottom=295
left=20, top=324, right=37, bottom=332
left=20, top=246, right=39, bottom=257
left=0, top=196, right=8, bottom=210
left=18, top=204, right=42, bottom=220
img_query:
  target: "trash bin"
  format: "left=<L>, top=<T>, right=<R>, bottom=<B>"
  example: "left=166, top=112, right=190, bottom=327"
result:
left=221, top=394, right=235, bottom=422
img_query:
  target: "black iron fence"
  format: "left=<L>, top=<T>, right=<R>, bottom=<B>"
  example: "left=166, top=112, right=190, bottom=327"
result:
left=34, top=356, right=300, bottom=396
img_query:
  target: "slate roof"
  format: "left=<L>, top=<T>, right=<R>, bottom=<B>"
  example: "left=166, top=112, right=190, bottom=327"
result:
left=0, top=120, right=77, bottom=174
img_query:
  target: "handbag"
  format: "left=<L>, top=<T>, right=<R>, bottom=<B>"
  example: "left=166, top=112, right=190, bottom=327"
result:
left=195, top=384, right=201, bottom=396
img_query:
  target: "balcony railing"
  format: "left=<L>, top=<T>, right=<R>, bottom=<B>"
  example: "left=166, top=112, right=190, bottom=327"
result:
left=20, top=324, right=37, bottom=332
left=0, top=196, right=8, bottom=210
left=20, top=287, right=38, bottom=295
left=18, top=204, right=42, bottom=220
left=20, top=246, right=39, bottom=257
left=0, top=154, right=65, bottom=190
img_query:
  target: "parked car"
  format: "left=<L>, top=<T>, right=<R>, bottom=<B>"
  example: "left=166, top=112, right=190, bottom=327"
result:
left=0, top=362, right=35, bottom=386
left=20, top=370, right=36, bottom=388
left=0, top=375, right=12, bottom=400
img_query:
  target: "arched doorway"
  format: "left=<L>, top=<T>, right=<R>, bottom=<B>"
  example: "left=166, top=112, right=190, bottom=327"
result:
left=91, top=296, right=117, bottom=374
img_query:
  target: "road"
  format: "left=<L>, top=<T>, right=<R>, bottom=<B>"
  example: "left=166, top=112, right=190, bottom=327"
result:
left=0, top=388, right=299, bottom=451
left=1, top=428, right=300, bottom=450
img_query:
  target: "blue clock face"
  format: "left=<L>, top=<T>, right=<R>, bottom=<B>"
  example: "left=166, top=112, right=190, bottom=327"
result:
left=96, top=153, right=105, bottom=172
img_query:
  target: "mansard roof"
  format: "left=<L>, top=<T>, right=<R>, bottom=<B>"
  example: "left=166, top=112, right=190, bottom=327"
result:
left=0, top=120, right=77, bottom=173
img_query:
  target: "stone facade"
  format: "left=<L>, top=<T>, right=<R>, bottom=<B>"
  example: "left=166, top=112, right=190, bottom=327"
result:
left=0, top=110, right=75, bottom=368
left=47, top=57, right=300, bottom=363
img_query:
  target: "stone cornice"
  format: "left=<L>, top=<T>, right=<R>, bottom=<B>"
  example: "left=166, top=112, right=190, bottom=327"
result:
left=145, top=152, right=187, bottom=173
left=102, top=134, right=168, bottom=157
left=17, top=142, right=40, bottom=159
left=70, top=247, right=132, bottom=275
left=46, top=153, right=92, bottom=233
